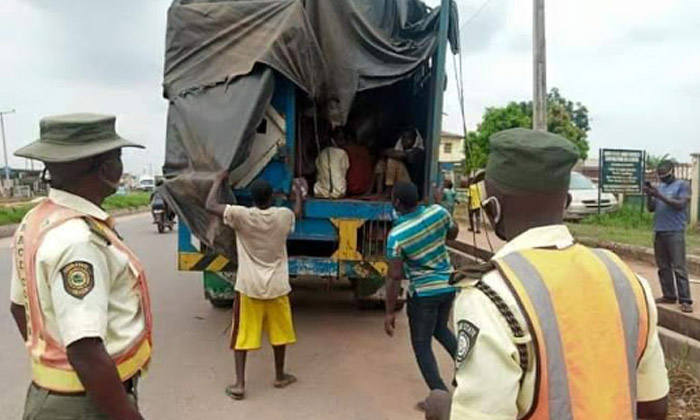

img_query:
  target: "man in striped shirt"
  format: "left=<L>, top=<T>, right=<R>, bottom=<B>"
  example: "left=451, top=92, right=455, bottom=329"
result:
left=384, top=181, right=460, bottom=411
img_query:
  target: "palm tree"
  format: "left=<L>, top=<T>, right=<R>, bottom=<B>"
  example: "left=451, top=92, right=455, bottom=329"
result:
left=646, top=153, right=675, bottom=171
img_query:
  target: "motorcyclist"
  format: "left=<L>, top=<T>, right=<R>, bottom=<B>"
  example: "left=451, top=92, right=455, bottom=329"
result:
left=150, top=181, right=175, bottom=223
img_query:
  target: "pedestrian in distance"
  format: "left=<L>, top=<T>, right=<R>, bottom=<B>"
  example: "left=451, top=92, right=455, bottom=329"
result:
left=644, top=160, right=694, bottom=313
left=439, top=178, right=458, bottom=216
left=384, top=181, right=460, bottom=412
left=445, top=128, right=669, bottom=419
left=467, top=180, right=482, bottom=234
left=206, top=173, right=303, bottom=400
left=10, top=113, right=152, bottom=420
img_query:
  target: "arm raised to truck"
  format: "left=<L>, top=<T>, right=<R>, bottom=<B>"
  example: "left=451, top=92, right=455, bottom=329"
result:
left=206, top=171, right=230, bottom=217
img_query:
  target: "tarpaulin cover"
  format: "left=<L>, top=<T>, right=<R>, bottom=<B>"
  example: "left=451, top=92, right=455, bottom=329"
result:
left=161, top=0, right=459, bottom=259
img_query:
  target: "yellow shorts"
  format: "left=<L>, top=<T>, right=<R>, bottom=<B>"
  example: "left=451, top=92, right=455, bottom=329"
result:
left=231, top=293, right=296, bottom=350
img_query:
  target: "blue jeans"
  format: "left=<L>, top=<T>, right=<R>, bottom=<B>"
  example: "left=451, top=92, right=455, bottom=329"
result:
left=406, top=291, right=457, bottom=391
left=655, top=231, right=692, bottom=304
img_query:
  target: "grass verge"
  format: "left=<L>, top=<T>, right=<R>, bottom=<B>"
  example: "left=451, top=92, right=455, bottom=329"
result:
left=668, top=356, right=700, bottom=419
left=567, top=206, right=700, bottom=256
left=0, top=192, right=150, bottom=226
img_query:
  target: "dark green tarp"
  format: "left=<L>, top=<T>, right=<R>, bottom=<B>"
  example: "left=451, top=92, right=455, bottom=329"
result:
left=162, top=0, right=459, bottom=256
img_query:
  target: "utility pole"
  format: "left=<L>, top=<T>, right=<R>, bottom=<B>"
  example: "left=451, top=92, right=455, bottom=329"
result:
left=0, top=109, right=15, bottom=181
left=533, top=0, right=547, bottom=132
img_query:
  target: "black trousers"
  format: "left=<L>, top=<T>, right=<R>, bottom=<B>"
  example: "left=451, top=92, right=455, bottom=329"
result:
left=655, top=231, right=692, bottom=304
left=406, top=292, right=458, bottom=391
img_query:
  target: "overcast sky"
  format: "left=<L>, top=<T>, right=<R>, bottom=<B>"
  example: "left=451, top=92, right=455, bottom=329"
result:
left=1, top=0, right=698, bottom=175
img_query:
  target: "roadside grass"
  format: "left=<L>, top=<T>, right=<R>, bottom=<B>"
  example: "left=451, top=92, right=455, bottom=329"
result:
left=668, top=355, right=700, bottom=419
left=103, top=192, right=151, bottom=210
left=567, top=205, right=700, bottom=256
left=0, top=192, right=151, bottom=226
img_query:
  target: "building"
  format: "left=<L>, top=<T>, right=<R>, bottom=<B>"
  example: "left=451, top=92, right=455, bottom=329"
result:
left=439, top=131, right=465, bottom=180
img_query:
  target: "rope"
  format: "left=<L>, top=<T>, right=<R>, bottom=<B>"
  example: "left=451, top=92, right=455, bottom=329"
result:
left=475, top=280, right=529, bottom=378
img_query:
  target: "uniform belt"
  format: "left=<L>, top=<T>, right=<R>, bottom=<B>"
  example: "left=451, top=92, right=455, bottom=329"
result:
left=32, top=375, right=138, bottom=396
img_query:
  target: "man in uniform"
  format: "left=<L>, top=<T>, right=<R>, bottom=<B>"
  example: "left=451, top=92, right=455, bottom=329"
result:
left=9, top=114, right=152, bottom=420
left=447, top=128, right=669, bottom=419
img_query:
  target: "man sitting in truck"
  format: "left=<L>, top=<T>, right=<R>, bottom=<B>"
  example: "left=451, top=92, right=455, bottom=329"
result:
left=206, top=172, right=303, bottom=400
left=375, top=128, right=426, bottom=197
left=314, top=126, right=350, bottom=199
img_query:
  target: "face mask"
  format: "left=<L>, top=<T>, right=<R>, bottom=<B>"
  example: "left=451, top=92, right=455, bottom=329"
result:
left=98, top=157, right=123, bottom=192
left=391, top=208, right=400, bottom=221
left=482, top=196, right=507, bottom=241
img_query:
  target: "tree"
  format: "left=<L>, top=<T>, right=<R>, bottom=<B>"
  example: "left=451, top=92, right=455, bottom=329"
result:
left=464, top=88, right=590, bottom=173
left=645, top=153, right=676, bottom=171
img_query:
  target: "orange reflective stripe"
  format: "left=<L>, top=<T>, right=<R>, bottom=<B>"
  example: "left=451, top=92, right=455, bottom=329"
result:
left=15, top=199, right=152, bottom=393
left=31, top=339, right=151, bottom=393
left=499, top=253, right=572, bottom=420
left=496, top=245, right=647, bottom=420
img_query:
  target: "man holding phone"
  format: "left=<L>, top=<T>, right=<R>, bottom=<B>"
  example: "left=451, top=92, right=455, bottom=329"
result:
left=644, top=160, right=693, bottom=313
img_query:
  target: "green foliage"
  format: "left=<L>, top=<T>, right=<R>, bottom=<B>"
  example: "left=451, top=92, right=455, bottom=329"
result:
left=645, top=153, right=677, bottom=171
left=579, top=205, right=652, bottom=230
left=102, top=192, right=151, bottom=210
left=0, top=192, right=151, bottom=226
left=0, top=205, right=35, bottom=226
left=464, top=88, right=591, bottom=172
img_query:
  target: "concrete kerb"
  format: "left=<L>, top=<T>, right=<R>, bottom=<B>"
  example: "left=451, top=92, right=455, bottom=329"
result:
left=577, top=237, right=700, bottom=277
left=0, top=206, right=150, bottom=239
left=659, top=326, right=700, bottom=379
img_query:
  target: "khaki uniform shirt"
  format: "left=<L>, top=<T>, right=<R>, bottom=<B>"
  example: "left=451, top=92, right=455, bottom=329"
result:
left=10, top=189, right=147, bottom=355
left=223, top=205, right=295, bottom=300
left=451, top=225, right=669, bottom=420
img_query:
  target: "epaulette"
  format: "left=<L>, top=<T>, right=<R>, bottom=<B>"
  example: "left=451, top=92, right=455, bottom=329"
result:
left=449, top=261, right=496, bottom=285
left=82, top=217, right=112, bottom=246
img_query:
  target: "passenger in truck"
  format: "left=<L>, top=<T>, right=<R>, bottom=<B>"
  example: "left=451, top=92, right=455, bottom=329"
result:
left=374, top=128, right=426, bottom=197
left=313, top=126, right=350, bottom=199
left=343, top=130, right=375, bottom=196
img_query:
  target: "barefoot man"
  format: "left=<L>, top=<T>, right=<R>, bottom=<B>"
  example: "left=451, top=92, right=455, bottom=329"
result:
left=206, top=173, right=303, bottom=399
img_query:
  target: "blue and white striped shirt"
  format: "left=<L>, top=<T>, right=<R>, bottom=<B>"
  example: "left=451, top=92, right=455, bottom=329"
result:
left=386, top=205, right=456, bottom=297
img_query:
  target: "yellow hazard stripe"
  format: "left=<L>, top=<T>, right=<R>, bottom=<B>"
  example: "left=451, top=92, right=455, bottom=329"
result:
left=178, top=252, right=235, bottom=272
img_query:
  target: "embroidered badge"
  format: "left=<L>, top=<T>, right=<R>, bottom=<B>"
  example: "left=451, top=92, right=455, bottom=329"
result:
left=456, top=320, right=480, bottom=367
left=61, top=261, right=95, bottom=299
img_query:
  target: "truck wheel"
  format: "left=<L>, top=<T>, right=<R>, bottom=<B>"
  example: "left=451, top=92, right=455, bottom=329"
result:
left=204, top=288, right=234, bottom=309
left=354, top=298, right=383, bottom=310
left=209, top=298, right=234, bottom=309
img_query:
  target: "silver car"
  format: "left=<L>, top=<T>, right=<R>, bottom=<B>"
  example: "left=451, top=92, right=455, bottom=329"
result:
left=565, top=172, right=618, bottom=220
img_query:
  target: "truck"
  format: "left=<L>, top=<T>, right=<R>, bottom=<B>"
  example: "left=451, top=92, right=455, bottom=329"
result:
left=161, top=0, right=459, bottom=307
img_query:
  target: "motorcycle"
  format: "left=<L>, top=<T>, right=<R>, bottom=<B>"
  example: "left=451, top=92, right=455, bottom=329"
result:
left=151, top=201, right=175, bottom=234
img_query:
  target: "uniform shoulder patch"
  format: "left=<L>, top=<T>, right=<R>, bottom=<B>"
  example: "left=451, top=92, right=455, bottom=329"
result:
left=456, top=320, right=480, bottom=367
left=60, top=261, right=95, bottom=299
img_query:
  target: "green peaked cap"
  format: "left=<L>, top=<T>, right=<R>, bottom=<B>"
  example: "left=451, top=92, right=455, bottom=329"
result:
left=485, top=128, right=580, bottom=193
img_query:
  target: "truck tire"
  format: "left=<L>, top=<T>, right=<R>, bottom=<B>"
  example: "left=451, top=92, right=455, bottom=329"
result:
left=209, top=298, right=234, bottom=309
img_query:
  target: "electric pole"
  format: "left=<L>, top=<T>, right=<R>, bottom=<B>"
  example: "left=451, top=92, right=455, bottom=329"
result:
left=0, top=109, right=16, bottom=184
left=533, top=0, right=547, bottom=132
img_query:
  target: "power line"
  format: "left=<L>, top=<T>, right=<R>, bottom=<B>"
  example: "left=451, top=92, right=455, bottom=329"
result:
left=460, top=0, right=499, bottom=30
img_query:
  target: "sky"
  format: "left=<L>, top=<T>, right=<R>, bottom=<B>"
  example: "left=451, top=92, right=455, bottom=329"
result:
left=0, top=0, right=698, bottom=175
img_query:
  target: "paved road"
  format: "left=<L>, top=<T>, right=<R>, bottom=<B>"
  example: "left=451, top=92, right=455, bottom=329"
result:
left=0, top=214, right=451, bottom=420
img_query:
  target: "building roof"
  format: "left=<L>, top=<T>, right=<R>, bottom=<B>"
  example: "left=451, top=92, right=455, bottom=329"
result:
left=441, top=131, right=463, bottom=139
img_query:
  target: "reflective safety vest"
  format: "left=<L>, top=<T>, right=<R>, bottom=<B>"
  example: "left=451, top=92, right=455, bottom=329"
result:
left=493, top=245, right=649, bottom=420
left=13, top=199, right=153, bottom=393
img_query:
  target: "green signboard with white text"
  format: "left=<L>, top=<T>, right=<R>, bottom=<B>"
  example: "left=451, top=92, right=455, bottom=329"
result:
left=599, top=149, right=645, bottom=194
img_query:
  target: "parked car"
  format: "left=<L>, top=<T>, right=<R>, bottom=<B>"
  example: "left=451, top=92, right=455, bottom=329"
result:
left=565, top=172, right=618, bottom=220
left=138, top=176, right=156, bottom=192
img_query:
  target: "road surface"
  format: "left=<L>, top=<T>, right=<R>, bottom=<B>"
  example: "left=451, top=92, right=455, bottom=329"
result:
left=0, top=214, right=452, bottom=420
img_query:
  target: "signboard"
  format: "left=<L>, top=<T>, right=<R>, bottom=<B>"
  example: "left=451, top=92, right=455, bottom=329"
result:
left=599, top=149, right=645, bottom=194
